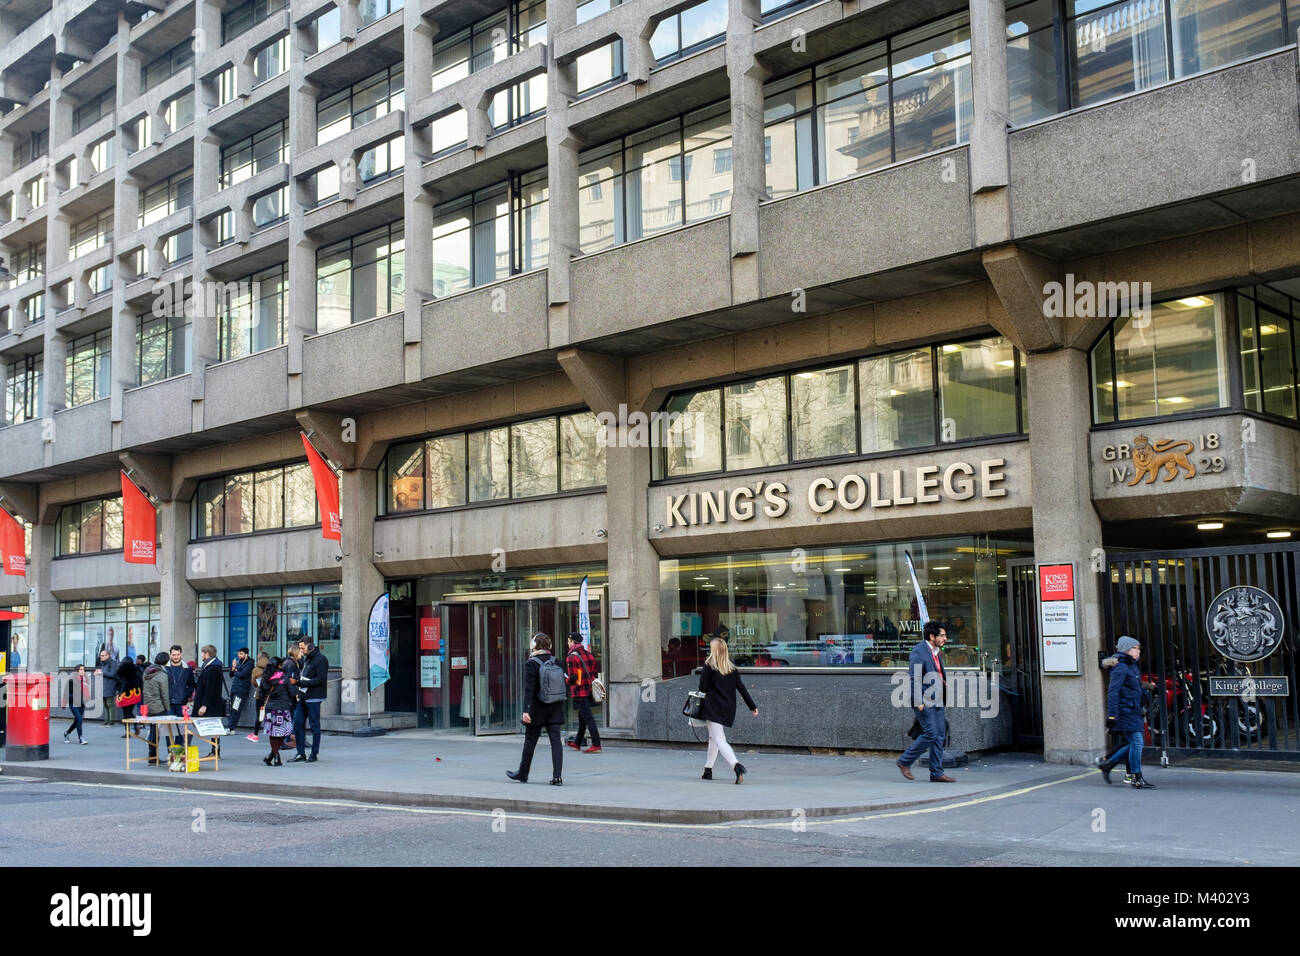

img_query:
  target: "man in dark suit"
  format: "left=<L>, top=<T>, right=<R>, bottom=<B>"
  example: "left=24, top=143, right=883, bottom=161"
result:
left=896, top=621, right=956, bottom=783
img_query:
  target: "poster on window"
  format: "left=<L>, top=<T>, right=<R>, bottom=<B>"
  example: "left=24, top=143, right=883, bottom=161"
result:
left=128, top=623, right=149, bottom=663
left=85, top=623, right=104, bottom=664
left=285, top=596, right=311, bottom=646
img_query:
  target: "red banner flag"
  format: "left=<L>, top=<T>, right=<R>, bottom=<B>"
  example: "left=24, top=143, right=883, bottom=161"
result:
left=121, top=472, right=157, bottom=565
left=0, top=507, right=26, bottom=577
left=0, top=609, right=22, bottom=620
left=301, top=434, right=341, bottom=541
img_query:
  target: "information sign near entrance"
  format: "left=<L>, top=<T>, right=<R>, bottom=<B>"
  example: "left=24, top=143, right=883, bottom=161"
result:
left=1039, top=563, right=1081, bottom=675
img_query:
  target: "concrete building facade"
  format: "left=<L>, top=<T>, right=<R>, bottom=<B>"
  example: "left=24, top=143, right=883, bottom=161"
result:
left=1, top=0, right=1299, bottom=763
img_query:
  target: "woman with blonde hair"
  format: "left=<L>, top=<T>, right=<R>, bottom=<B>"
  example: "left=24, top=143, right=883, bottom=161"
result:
left=697, top=637, right=758, bottom=783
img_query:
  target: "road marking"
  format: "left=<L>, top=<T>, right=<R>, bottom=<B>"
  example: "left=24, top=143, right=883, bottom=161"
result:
left=44, top=771, right=1095, bottom=831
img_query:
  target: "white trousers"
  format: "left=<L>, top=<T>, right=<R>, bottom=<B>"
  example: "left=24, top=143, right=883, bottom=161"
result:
left=705, top=720, right=737, bottom=769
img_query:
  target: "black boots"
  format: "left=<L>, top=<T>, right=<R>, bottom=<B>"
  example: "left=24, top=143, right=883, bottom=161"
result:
left=550, top=778, right=563, bottom=786
left=701, top=768, right=712, bottom=780
left=1097, top=757, right=1115, bottom=784
left=734, top=762, right=747, bottom=785
left=1130, top=775, right=1157, bottom=789
left=506, top=770, right=527, bottom=782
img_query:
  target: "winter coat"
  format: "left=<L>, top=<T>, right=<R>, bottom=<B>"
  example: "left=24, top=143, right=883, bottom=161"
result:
left=98, top=656, right=120, bottom=697
left=165, top=662, right=195, bottom=714
left=697, top=664, right=756, bottom=728
left=1107, top=653, right=1144, bottom=733
left=230, top=657, right=254, bottom=697
left=522, top=652, right=565, bottom=726
left=259, top=666, right=296, bottom=713
left=142, top=664, right=170, bottom=716
left=192, top=657, right=226, bottom=718
left=116, top=659, right=143, bottom=696
left=297, top=648, right=329, bottom=702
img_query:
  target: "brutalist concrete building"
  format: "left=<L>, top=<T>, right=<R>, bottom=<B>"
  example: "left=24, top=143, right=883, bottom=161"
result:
left=1, top=0, right=1298, bottom=764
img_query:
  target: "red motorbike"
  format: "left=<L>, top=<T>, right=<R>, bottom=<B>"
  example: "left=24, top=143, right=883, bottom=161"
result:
left=1143, top=665, right=1218, bottom=747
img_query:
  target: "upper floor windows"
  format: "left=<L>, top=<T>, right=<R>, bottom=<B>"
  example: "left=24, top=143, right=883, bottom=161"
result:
left=140, top=170, right=193, bottom=227
left=220, top=264, right=287, bottom=361
left=23, top=174, right=46, bottom=210
left=651, top=0, right=727, bottom=65
left=316, top=222, right=405, bottom=333
left=3, top=354, right=42, bottom=425
left=309, top=6, right=342, bottom=54
left=194, top=461, right=319, bottom=539
left=764, top=12, right=971, bottom=201
left=57, top=496, right=124, bottom=556
left=317, top=65, right=404, bottom=145
left=136, top=312, right=190, bottom=385
left=143, top=39, right=194, bottom=92
left=65, top=329, right=111, bottom=407
left=576, top=40, right=625, bottom=95
left=19, top=292, right=44, bottom=326
left=71, top=210, right=113, bottom=258
left=253, top=36, right=288, bottom=84
left=655, top=334, right=1025, bottom=480
left=221, top=120, right=289, bottom=188
left=164, top=90, right=196, bottom=133
left=223, top=0, right=286, bottom=44
left=360, top=0, right=403, bottom=26
left=578, top=103, right=731, bottom=254
left=73, top=89, right=115, bottom=133
left=14, top=129, right=48, bottom=169
left=432, top=1, right=547, bottom=92
left=11, top=243, right=44, bottom=284
left=379, top=410, right=606, bottom=516
left=1238, top=286, right=1299, bottom=421
left=360, top=134, right=404, bottom=184
left=431, top=169, right=548, bottom=296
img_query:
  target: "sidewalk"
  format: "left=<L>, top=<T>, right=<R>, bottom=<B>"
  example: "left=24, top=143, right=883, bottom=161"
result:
left=4, top=719, right=1084, bottom=823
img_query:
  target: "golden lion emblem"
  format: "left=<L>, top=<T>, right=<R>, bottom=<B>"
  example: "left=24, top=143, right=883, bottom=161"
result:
left=1128, top=435, right=1196, bottom=485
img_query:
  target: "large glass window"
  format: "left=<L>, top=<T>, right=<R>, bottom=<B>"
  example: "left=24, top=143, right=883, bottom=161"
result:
left=658, top=335, right=1022, bottom=479
left=651, top=0, right=727, bottom=64
left=4, top=354, right=43, bottom=425
left=221, top=120, right=289, bottom=188
left=73, top=89, right=115, bottom=133
left=576, top=40, right=626, bottom=94
left=661, top=537, right=1031, bottom=677
left=193, top=462, right=319, bottom=539
left=65, top=329, right=112, bottom=407
left=431, top=170, right=548, bottom=296
left=1090, top=294, right=1229, bottom=423
left=223, top=0, right=286, bottom=43
left=71, top=210, right=114, bottom=258
left=764, top=13, right=972, bottom=200
left=253, top=36, right=288, bottom=84
left=197, top=584, right=340, bottom=662
left=11, top=243, right=44, bottom=284
left=435, top=3, right=548, bottom=128
left=139, top=170, right=193, bottom=227
left=220, top=263, right=287, bottom=361
left=311, top=6, right=342, bottom=53
left=380, top=411, right=605, bottom=515
left=315, top=222, right=405, bottom=332
left=1238, top=286, right=1299, bottom=420
left=143, top=40, right=193, bottom=91
left=578, top=103, right=732, bottom=254
left=57, top=496, right=124, bottom=556
left=136, top=313, right=190, bottom=385
left=59, top=597, right=162, bottom=668
left=317, top=65, right=404, bottom=145
left=164, top=90, right=195, bottom=133
left=359, top=135, right=405, bottom=183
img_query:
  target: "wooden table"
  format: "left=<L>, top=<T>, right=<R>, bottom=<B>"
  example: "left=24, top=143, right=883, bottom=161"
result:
left=124, top=717, right=223, bottom=772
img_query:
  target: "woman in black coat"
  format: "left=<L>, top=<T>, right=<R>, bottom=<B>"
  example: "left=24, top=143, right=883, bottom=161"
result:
left=507, top=633, right=566, bottom=785
left=698, top=638, right=758, bottom=784
left=114, top=657, right=143, bottom=735
left=258, top=657, right=296, bottom=766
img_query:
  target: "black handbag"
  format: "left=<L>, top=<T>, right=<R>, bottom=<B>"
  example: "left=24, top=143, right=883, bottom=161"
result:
left=682, top=690, right=705, bottom=724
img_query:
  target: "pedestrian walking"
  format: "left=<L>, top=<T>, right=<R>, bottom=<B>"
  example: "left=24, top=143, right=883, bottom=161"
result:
left=115, top=655, right=143, bottom=737
left=62, top=665, right=91, bottom=745
left=246, top=651, right=270, bottom=742
left=192, top=644, right=226, bottom=757
left=507, top=633, right=567, bottom=785
left=227, top=647, right=254, bottom=733
left=291, top=640, right=328, bottom=763
left=142, top=652, right=171, bottom=760
left=896, top=621, right=957, bottom=783
left=257, top=657, right=295, bottom=766
left=564, top=631, right=601, bottom=754
left=697, top=637, right=758, bottom=784
left=1098, top=635, right=1157, bottom=789
left=165, top=645, right=195, bottom=719
left=96, top=648, right=120, bottom=726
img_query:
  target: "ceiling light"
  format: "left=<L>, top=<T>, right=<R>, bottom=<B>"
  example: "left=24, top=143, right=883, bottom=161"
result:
left=932, top=566, right=950, bottom=570
left=796, top=372, right=815, bottom=379
left=1258, top=324, right=1280, bottom=334
left=889, top=388, right=902, bottom=396
left=1197, top=521, right=1224, bottom=531
left=693, top=576, right=709, bottom=581
left=1161, top=396, right=1190, bottom=404
left=834, top=567, right=852, bottom=573
left=1176, top=296, right=1213, bottom=308
left=942, top=344, right=963, bottom=353
left=997, top=359, right=1015, bottom=368
left=1267, top=530, right=1292, bottom=539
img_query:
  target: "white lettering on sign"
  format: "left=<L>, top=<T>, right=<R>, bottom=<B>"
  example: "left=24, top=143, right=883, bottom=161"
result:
left=131, top=539, right=153, bottom=558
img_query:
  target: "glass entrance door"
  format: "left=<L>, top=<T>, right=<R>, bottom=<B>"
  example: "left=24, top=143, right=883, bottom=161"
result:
left=474, top=603, right=518, bottom=734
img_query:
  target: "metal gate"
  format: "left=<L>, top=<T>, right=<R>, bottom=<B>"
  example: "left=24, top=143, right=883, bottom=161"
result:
left=1101, top=544, right=1300, bottom=759
left=1005, top=560, right=1044, bottom=748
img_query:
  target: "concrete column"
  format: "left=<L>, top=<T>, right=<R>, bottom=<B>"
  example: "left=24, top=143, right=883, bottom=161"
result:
left=340, top=467, right=385, bottom=714
left=546, top=0, right=579, bottom=347
left=726, top=0, right=767, bottom=303
left=159, top=498, right=196, bottom=658
left=286, top=233, right=317, bottom=407
left=969, top=0, right=1012, bottom=247
left=27, top=522, right=58, bottom=674
left=403, top=8, right=434, bottom=378
left=1025, top=348, right=1107, bottom=764
left=42, top=329, right=68, bottom=417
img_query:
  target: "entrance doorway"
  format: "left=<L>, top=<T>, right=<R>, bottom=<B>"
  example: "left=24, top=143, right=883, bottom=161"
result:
left=1006, top=560, right=1044, bottom=749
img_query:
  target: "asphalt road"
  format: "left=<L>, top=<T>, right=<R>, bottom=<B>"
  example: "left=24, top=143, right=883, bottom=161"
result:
left=1, top=763, right=1296, bottom=867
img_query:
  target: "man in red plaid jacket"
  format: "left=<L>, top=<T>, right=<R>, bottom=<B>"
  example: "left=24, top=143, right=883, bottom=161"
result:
left=565, top=631, right=602, bottom=753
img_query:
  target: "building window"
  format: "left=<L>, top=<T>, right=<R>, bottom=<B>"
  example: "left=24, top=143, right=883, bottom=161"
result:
left=65, top=329, right=112, bottom=407
left=760, top=0, right=816, bottom=20
left=3, top=354, right=42, bottom=425
left=359, top=0, right=402, bottom=26
left=650, top=0, right=727, bottom=64
left=140, top=170, right=193, bottom=227
left=136, top=313, right=190, bottom=385
left=194, top=461, right=319, bottom=539
left=317, top=64, right=404, bottom=145
left=89, top=136, right=115, bottom=175
left=253, top=36, right=288, bottom=84
left=197, top=584, right=340, bottom=662
left=359, top=134, right=405, bottom=183
left=313, top=165, right=341, bottom=204
left=70, top=210, right=114, bottom=258
left=315, top=222, right=405, bottom=332
left=217, top=66, right=237, bottom=106
left=14, top=129, right=48, bottom=168
left=429, top=109, right=468, bottom=156
left=657, top=334, right=1024, bottom=479
left=164, top=90, right=195, bottom=133
left=23, top=174, right=47, bottom=209
left=11, top=243, right=44, bottom=283
left=764, top=13, right=972, bottom=202
left=222, top=0, right=286, bottom=44
left=433, top=1, right=546, bottom=91
left=221, top=120, right=289, bottom=188
left=661, top=537, right=1031, bottom=677
left=379, top=411, right=605, bottom=515
left=164, top=228, right=193, bottom=265
left=20, top=293, right=44, bottom=326
left=252, top=185, right=288, bottom=228
left=59, top=597, right=162, bottom=669
left=1090, top=294, right=1229, bottom=424
left=310, top=6, right=342, bottom=54
left=87, top=262, right=113, bottom=297
left=57, top=496, right=124, bottom=556
left=72, top=89, right=115, bottom=133
left=488, top=74, right=547, bottom=131
left=142, top=39, right=194, bottom=92
left=578, top=102, right=732, bottom=254
left=576, top=39, right=625, bottom=95
left=220, top=263, right=287, bottom=361
left=1238, top=286, right=1299, bottom=421
left=431, top=169, right=548, bottom=297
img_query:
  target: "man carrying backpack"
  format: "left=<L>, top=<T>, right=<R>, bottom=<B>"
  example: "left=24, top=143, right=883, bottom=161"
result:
left=564, top=631, right=601, bottom=754
left=507, top=633, right=566, bottom=786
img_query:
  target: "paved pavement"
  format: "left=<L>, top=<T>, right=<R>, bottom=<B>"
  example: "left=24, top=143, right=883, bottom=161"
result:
left=6, top=718, right=1083, bottom=822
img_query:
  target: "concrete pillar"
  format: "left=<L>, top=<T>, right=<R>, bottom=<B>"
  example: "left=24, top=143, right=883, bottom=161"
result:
left=42, top=329, right=68, bottom=417
left=546, top=0, right=579, bottom=347
left=286, top=233, right=317, bottom=407
left=158, top=498, right=196, bottom=658
left=969, top=0, right=1011, bottom=247
left=403, top=9, right=434, bottom=383
left=27, top=522, right=58, bottom=674
left=726, top=0, right=767, bottom=303
left=1025, top=348, right=1107, bottom=764
left=340, top=467, right=385, bottom=714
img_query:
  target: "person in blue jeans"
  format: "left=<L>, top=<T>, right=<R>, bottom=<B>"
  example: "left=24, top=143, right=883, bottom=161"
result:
left=1098, top=635, right=1156, bottom=789
left=896, top=622, right=957, bottom=783
left=292, top=640, right=329, bottom=763
left=62, top=665, right=90, bottom=745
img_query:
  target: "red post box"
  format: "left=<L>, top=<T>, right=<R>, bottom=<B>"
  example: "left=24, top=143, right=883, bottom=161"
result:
left=4, top=673, right=50, bottom=760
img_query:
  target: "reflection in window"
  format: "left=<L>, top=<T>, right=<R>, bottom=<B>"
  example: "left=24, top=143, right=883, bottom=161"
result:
left=576, top=40, right=625, bottom=95
left=220, top=263, right=287, bottom=361
left=136, top=313, right=190, bottom=385
left=1238, top=286, right=1299, bottom=420
left=65, top=329, right=112, bottom=407
left=58, top=497, right=124, bottom=555
left=792, top=364, right=856, bottom=461
left=317, top=65, right=404, bottom=145
left=651, top=0, right=727, bottom=64
left=194, top=462, right=319, bottom=538
left=938, top=337, right=1020, bottom=442
left=315, top=222, right=405, bottom=332
left=431, top=170, right=548, bottom=297
left=4, top=355, right=42, bottom=425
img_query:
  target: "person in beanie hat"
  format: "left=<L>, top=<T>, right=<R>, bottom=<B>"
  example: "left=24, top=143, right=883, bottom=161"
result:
left=1097, top=636, right=1156, bottom=789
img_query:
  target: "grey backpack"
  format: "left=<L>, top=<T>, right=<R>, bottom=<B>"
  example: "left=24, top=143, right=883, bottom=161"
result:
left=537, top=655, right=568, bottom=704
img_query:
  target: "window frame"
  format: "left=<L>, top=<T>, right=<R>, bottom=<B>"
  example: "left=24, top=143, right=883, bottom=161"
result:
left=191, top=459, right=321, bottom=541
